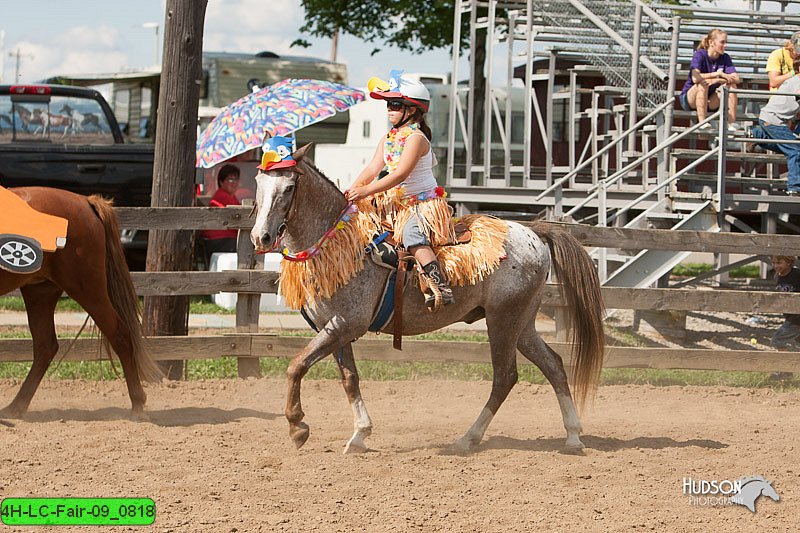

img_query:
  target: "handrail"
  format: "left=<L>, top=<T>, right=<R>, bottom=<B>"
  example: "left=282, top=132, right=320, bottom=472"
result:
left=535, top=97, right=675, bottom=201
left=606, top=146, right=720, bottom=225
left=631, top=0, right=672, bottom=31
left=565, top=111, right=721, bottom=217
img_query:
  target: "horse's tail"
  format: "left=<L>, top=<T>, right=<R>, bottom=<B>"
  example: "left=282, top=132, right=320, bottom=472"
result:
left=87, top=195, right=162, bottom=382
left=531, top=220, right=605, bottom=409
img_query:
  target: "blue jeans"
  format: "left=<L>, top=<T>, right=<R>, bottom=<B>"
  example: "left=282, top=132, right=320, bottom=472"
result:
left=771, top=319, right=800, bottom=350
left=756, top=120, right=800, bottom=191
left=402, top=208, right=430, bottom=248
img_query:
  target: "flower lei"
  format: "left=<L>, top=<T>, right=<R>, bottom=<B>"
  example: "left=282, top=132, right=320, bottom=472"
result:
left=277, top=202, right=359, bottom=262
left=384, top=123, right=419, bottom=172
left=396, top=186, right=447, bottom=206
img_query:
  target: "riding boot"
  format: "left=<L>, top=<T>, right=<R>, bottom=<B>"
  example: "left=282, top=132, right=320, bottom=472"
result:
left=422, top=260, right=454, bottom=309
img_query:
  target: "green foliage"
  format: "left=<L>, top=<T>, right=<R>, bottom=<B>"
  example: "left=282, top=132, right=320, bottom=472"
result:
left=0, top=357, right=795, bottom=390
left=670, top=263, right=760, bottom=278
left=730, top=265, right=760, bottom=278
left=600, top=368, right=795, bottom=389
left=188, top=296, right=235, bottom=315
left=0, top=296, right=83, bottom=312
left=0, top=296, right=233, bottom=315
left=0, top=360, right=129, bottom=381
left=294, top=0, right=470, bottom=55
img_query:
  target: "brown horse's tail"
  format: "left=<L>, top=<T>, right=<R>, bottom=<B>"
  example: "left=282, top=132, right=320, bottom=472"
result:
left=531, top=221, right=605, bottom=409
left=87, top=195, right=162, bottom=382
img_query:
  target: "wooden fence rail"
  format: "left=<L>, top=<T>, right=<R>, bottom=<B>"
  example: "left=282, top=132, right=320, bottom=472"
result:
left=2, top=208, right=800, bottom=374
left=127, top=272, right=800, bottom=313
left=0, top=336, right=797, bottom=373
left=114, top=206, right=800, bottom=255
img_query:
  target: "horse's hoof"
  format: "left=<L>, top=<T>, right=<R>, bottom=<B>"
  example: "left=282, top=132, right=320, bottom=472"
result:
left=563, top=438, right=586, bottom=455
left=343, top=429, right=371, bottom=454
left=289, top=422, right=310, bottom=449
left=131, top=410, right=150, bottom=422
left=451, top=436, right=478, bottom=454
left=343, top=440, right=368, bottom=454
left=0, top=405, right=25, bottom=419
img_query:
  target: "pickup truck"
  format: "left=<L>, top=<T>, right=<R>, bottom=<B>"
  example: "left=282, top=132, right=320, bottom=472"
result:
left=0, top=84, right=154, bottom=269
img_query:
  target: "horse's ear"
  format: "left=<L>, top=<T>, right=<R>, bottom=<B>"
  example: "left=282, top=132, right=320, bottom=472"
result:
left=293, top=142, right=314, bottom=163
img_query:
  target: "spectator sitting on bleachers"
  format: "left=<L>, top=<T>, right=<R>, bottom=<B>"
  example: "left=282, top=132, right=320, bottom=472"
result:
left=679, top=28, right=741, bottom=132
left=753, top=66, right=800, bottom=195
left=766, top=32, right=800, bottom=92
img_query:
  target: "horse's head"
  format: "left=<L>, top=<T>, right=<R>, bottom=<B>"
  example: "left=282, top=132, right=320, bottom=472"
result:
left=59, top=104, right=73, bottom=115
left=760, top=481, right=780, bottom=502
left=250, top=143, right=313, bottom=252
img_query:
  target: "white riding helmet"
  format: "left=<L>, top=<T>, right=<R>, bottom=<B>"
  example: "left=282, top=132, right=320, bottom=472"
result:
left=368, top=69, right=430, bottom=112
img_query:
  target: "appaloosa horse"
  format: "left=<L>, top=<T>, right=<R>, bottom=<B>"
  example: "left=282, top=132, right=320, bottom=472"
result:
left=250, top=145, right=606, bottom=453
left=0, top=187, right=161, bottom=419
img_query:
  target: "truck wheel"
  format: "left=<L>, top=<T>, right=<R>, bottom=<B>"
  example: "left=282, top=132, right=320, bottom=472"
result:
left=0, top=235, right=43, bottom=274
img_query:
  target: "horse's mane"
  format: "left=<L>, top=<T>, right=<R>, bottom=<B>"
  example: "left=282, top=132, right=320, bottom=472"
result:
left=298, top=158, right=346, bottom=200
left=739, top=476, right=768, bottom=487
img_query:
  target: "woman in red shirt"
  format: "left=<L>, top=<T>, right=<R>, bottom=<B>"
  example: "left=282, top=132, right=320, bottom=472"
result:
left=200, top=164, right=241, bottom=264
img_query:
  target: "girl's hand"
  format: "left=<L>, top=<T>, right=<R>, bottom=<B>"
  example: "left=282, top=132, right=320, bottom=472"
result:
left=346, top=186, right=369, bottom=201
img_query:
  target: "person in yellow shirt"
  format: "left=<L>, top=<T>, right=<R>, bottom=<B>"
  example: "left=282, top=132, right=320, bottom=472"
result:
left=766, top=32, right=800, bottom=91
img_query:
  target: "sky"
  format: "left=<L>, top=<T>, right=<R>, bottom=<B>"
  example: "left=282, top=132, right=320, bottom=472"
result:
left=0, top=0, right=469, bottom=89
left=0, top=0, right=777, bottom=92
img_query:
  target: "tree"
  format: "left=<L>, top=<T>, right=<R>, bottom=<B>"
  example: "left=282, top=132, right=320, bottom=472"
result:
left=144, top=0, right=207, bottom=380
left=293, top=0, right=489, bottom=150
left=293, top=1, right=465, bottom=55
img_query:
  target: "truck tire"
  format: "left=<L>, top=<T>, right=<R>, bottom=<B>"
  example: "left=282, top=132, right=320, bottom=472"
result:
left=0, top=235, right=43, bottom=274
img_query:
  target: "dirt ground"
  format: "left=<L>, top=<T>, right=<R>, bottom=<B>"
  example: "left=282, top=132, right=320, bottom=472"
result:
left=0, top=378, right=798, bottom=532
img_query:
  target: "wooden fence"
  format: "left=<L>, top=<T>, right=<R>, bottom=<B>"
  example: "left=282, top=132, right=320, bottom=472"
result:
left=1, top=206, right=799, bottom=374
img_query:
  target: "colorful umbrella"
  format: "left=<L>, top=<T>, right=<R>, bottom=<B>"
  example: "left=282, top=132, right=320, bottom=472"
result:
left=196, top=78, right=365, bottom=168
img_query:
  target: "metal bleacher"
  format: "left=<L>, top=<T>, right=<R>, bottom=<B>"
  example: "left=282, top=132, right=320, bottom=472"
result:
left=446, top=0, right=800, bottom=288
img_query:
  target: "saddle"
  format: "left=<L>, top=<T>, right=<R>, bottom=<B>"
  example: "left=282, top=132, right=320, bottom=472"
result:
left=366, top=222, right=473, bottom=350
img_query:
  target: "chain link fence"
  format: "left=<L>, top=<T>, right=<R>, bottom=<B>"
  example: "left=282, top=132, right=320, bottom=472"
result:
left=533, top=0, right=674, bottom=109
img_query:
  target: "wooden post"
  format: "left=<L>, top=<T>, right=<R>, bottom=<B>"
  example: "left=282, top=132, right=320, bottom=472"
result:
left=143, top=0, right=208, bottom=380
left=236, top=224, right=261, bottom=378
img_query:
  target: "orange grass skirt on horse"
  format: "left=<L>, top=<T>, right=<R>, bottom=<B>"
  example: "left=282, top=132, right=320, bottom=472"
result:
left=279, top=204, right=509, bottom=310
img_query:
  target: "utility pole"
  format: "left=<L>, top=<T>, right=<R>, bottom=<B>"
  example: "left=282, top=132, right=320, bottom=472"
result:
left=8, top=47, right=34, bottom=83
left=143, top=0, right=207, bottom=380
left=142, top=22, right=161, bottom=66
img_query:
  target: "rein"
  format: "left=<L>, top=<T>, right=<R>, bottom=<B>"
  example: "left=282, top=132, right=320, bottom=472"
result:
left=279, top=200, right=358, bottom=262
left=257, top=166, right=357, bottom=262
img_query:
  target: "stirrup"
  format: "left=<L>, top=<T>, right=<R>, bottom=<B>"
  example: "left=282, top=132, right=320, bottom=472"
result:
left=425, top=286, right=454, bottom=310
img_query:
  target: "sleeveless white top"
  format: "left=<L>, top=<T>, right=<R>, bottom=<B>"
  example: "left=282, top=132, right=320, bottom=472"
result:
left=389, top=132, right=437, bottom=197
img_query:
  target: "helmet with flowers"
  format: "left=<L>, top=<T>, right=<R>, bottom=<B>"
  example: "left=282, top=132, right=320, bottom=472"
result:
left=368, top=69, right=430, bottom=112
left=258, top=136, right=297, bottom=171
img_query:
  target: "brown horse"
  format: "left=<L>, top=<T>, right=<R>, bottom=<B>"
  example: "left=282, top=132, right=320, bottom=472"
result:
left=0, top=187, right=161, bottom=418
left=251, top=147, right=606, bottom=454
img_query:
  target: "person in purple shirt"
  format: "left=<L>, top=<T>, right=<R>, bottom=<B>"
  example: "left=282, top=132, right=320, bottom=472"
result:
left=680, top=28, right=742, bottom=132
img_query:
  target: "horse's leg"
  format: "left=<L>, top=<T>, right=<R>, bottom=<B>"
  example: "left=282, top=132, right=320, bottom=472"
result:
left=454, top=313, right=521, bottom=452
left=517, top=322, right=584, bottom=451
left=1, top=282, right=63, bottom=417
left=334, top=344, right=373, bottom=454
left=62, top=281, right=148, bottom=416
left=286, top=318, right=355, bottom=449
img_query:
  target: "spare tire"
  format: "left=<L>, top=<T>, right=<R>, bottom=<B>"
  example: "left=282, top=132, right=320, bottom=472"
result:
left=0, top=234, right=43, bottom=274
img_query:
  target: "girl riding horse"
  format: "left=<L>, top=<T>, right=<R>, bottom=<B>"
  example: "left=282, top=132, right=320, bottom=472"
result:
left=346, top=70, right=456, bottom=308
